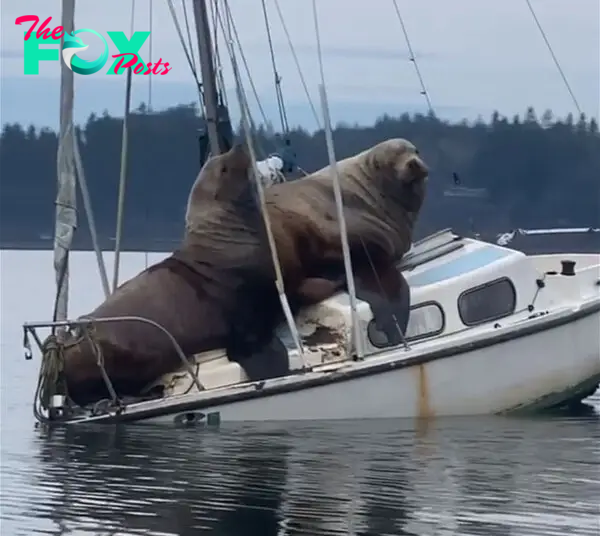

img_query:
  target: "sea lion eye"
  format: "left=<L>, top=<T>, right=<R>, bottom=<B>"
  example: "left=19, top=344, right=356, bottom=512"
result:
left=221, top=165, right=228, bottom=173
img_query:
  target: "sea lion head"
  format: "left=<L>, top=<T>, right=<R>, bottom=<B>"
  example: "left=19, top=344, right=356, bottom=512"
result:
left=189, top=143, right=253, bottom=202
left=185, top=142, right=263, bottom=235
left=367, top=137, right=429, bottom=216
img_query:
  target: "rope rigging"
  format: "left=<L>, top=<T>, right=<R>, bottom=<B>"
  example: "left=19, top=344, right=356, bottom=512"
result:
left=524, top=0, right=582, bottom=116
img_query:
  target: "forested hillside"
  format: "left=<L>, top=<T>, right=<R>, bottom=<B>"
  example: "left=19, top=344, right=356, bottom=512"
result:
left=1, top=104, right=598, bottom=250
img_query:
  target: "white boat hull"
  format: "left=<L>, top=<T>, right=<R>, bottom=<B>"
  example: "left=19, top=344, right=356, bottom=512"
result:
left=75, top=300, right=599, bottom=426
left=24, top=230, right=600, bottom=426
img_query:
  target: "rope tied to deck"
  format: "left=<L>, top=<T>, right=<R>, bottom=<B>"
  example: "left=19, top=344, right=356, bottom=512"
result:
left=38, top=335, right=68, bottom=412
left=80, top=322, right=122, bottom=407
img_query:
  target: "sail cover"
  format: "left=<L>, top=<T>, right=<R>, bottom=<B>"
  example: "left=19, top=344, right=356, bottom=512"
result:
left=53, top=0, right=77, bottom=322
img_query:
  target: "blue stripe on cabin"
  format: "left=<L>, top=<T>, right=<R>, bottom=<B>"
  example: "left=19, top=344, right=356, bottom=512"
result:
left=407, top=246, right=512, bottom=287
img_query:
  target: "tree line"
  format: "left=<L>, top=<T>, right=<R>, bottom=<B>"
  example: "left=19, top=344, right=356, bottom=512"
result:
left=0, top=103, right=598, bottom=250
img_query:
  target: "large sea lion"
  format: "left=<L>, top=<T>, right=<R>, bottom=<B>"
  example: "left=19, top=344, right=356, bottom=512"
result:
left=58, top=143, right=285, bottom=406
left=264, top=138, right=429, bottom=343
left=55, top=138, right=427, bottom=407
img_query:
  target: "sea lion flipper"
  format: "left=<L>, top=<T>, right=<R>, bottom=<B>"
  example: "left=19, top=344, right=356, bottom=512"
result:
left=355, top=264, right=411, bottom=346
left=224, top=277, right=282, bottom=361
left=232, top=336, right=290, bottom=382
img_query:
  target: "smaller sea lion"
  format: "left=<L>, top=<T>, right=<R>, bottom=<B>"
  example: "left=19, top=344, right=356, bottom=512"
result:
left=59, top=143, right=283, bottom=405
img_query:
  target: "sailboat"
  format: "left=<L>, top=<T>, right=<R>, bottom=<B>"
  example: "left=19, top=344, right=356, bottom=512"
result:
left=21, top=0, right=600, bottom=425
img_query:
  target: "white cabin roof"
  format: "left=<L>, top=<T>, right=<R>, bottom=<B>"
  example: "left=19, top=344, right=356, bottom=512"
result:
left=279, top=230, right=540, bottom=357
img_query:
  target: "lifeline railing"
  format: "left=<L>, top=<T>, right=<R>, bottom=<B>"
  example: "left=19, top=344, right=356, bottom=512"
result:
left=23, top=316, right=205, bottom=424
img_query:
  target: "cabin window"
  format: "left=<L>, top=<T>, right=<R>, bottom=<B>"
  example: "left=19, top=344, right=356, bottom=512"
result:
left=457, top=277, right=516, bottom=326
left=367, top=301, right=445, bottom=348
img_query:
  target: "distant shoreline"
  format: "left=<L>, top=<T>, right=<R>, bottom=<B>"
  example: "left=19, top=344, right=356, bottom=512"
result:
left=2, top=232, right=599, bottom=256
left=0, top=239, right=178, bottom=253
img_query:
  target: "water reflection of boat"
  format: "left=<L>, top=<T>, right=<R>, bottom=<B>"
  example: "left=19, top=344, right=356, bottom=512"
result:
left=21, top=416, right=600, bottom=535
left=30, top=426, right=292, bottom=536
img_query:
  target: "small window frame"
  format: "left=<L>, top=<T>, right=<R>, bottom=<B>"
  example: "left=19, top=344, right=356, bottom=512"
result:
left=457, top=277, right=517, bottom=327
left=367, top=300, right=446, bottom=349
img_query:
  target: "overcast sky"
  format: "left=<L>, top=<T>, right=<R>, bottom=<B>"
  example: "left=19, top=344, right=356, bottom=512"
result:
left=1, top=0, right=598, bottom=131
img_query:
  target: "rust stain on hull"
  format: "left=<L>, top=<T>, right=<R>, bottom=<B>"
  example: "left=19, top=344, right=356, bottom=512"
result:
left=416, top=363, right=433, bottom=420
left=414, top=362, right=434, bottom=446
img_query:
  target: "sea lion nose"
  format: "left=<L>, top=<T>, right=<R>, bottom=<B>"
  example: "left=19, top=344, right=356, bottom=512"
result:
left=407, top=156, right=428, bottom=180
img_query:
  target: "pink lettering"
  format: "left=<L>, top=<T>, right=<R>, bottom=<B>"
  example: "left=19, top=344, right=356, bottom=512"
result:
left=15, top=15, right=39, bottom=41
left=151, top=58, right=165, bottom=75
left=35, top=16, right=53, bottom=40
left=50, top=26, right=64, bottom=40
left=111, top=52, right=139, bottom=73
left=15, top=16, right=64, bottom=41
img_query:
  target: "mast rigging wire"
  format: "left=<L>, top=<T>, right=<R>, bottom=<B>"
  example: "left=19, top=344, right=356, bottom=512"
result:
left=391, top=0, right=462, bottom=187
left=148, top=0, right=153, bottom=110
left=311, top=0, right=327, bottom=92
left=524, top=0, right=582, bottom=116
left=311, top=0, right=363, bottom=358
left=217, top=3, right=269, bottom=131
left=209, top=0, right=228, bottom=106
left=217, top=1, right=284, bottom=160
left=181, top=0, right=198, bottom=70
left=260, top=0, right=290, bottom=135
left=112, top=0, right=136, bottom=293
left=312, top=0, right=411, bottom=352
left=391, top=0, right=435, bottom=116
left=272, top=0, right=321, bottom=130
left=165, top=0, right=204, bottom=114
left=221, top=0, right=306, bottom=359
left=73, top=130, right=110, bottom=297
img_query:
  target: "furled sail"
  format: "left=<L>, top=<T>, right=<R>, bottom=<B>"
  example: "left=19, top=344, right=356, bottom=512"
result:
left=53, top=0, right=77, bottom=323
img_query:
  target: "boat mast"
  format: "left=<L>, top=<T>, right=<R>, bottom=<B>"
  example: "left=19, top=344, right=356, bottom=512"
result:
left=192, top=0, right=227, bottom=156
left=53, top=0, right=77, bottom=327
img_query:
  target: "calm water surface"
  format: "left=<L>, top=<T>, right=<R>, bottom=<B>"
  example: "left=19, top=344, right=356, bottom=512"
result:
left=1, top=250, right=599, bottom=536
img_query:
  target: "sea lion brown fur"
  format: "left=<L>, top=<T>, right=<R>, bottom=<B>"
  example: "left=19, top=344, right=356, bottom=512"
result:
left=59, top=143, right=283, bottom=406
left=265, top=138, right=429, bottom=342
